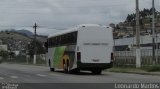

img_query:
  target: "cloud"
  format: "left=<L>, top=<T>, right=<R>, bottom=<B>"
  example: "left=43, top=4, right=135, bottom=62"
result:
left=0, top=0, right=159, bottom=35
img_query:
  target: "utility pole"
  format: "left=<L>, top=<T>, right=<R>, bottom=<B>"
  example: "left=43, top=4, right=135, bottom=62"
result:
left=135, top=0, right=141, bottom=68
left=152, top=0, right=156, bottom=65
left=33, top=23, right=38, bottom=64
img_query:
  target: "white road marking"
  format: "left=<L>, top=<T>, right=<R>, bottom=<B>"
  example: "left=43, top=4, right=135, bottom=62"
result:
left=0, top=77, right=4, bottom=80
left=10, top=76, right=18, bottom=79
left=36, top=74, right=46, bottom=77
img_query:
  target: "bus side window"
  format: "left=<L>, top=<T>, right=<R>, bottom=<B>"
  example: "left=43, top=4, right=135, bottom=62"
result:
left=55, top=37, right=58, bottom=46
left=72, top=32, right=77, bottom=44
left=65, top=34, right=69, bottom=45
left=70, top=32, right=77, bottom=44
left=52, top=38, right=55, bottom=47
left=58, top=36, right=61, bottom=46
left=44, top=42, right=48, bottom=52
left=61, top=35, right=65, bottom=45
left=48, top=38, right=51, bottom=47
left=67, top=33, right=71, bottom=44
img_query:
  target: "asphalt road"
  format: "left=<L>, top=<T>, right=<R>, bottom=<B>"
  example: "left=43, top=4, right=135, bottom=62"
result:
left=0, top=63, right=160, bottom=89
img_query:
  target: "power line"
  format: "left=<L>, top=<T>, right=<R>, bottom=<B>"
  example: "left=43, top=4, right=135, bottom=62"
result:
left=0, top=5, right=123, bottom=9
left=0, top=1, right=127, bottom=9
left=0, top=0, right=113, bottom=3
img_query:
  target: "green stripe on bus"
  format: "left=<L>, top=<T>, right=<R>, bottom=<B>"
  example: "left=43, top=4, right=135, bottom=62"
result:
left=53, top=46, right=66, bottom=67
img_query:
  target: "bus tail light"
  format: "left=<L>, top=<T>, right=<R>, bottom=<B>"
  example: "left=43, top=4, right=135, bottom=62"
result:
left=111, top=52, right=115, bottom=62
left=77, top=52, right=81, bottom=61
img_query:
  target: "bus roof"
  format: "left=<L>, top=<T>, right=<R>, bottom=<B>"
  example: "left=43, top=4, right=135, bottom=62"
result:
left=48, top=24, right=110, bottom=38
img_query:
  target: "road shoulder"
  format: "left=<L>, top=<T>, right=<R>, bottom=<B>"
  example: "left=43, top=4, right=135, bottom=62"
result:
left=107, top=68, right=160, bottom=76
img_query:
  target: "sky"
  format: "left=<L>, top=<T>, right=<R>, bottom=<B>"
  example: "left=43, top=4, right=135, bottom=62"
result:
left=0, top=0, right=159, bottom=35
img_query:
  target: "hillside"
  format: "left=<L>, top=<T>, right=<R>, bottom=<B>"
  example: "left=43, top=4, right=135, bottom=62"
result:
left=0, top=31, right=32, bottom=51
left=0, top=30, right=47, bottom=52
left=113, top=8, right=160, bottom=39
left=0, top=31, right=31, bottom=41
left=16, top=29, right=33, bottom=37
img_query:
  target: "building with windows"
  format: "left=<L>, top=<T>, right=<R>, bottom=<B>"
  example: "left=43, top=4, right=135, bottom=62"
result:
left=115, top=34, right=160, bottom=51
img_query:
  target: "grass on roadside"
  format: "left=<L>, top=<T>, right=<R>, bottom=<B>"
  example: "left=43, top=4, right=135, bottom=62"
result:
left=141, top=65, right=160, bottom=72
left=108, top=65, right=160, bottom=73
left=107, top=67, right=145, bottom=73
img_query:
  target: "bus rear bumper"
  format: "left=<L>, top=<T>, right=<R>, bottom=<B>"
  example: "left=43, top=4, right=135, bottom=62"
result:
left=77, top=62, right=113, bottom=70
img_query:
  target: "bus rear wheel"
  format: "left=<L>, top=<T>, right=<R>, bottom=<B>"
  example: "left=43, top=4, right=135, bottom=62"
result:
left=63, top=60, right=69, bottom=73
left=50, top=68, right=55, bottom=71
left=49, top=60, right=55, bottom=72
left=91, top=70, right=102, bottom=75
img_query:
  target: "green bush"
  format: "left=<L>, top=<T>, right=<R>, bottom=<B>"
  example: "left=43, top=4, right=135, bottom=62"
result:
left=0, top=51, right=9, bottom=61
left=142, top=65, right=160, bottom=72
left=14, top=55, right=27, bottom=62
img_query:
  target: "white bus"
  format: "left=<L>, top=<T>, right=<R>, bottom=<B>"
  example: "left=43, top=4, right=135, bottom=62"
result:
left=45, top=24, right=114, bottom=74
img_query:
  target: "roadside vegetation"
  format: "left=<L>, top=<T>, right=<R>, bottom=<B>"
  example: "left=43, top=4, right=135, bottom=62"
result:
left=0, top=29, right=47, bottom=65
left=1, top=55, right=46, bottom=65
left=108, top=65, right=160, bottom=73
left=0, top=49, right=46, bottom=65
left=142, top=65, right=160, bottom=72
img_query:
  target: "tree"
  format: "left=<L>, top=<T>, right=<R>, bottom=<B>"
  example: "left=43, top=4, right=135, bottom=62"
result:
left=9, top=52, right=15, bottom=59
left=27, top=41, right=46, bottom=58
left=140, top=11, right=146, bottom=18
left=115, top=24, right=120, bottom=29
left=0, top=51, right=9, bottom=60
left=126, top=14, right=132, bottom=22
left=149, top=8, right=156, bottom=15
